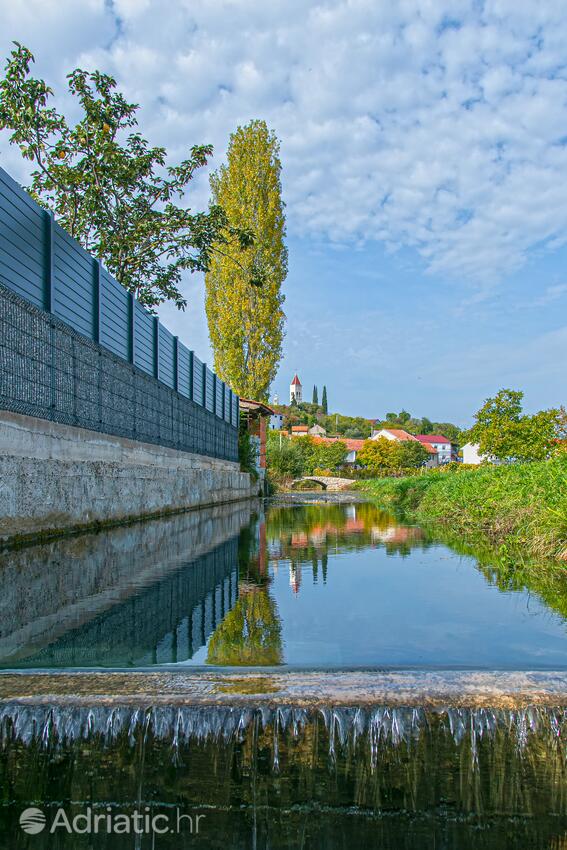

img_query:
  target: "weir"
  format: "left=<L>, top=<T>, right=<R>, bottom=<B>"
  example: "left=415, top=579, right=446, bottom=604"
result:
left=1, top=699, right=566, bottom=849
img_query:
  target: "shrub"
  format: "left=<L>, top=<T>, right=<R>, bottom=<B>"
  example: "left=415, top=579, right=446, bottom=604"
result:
left=266, top=435, right=304, bottom=478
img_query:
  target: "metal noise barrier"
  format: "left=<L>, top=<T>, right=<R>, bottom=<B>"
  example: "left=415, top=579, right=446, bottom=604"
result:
left=0, top=282, right=238, bottom=462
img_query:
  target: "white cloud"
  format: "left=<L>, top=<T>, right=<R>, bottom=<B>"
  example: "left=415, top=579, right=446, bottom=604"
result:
left=3, top=0, right=567, bottom=284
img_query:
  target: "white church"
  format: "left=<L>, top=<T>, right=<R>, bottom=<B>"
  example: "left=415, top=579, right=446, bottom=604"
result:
left=290, top=374, right=302, bottom=403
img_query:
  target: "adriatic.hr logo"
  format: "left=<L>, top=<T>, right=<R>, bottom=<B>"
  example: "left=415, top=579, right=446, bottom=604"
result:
left=18, top=805, right=206, bottom=836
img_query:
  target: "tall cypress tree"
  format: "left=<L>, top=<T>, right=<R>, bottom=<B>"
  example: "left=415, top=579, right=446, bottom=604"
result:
left=312, top=385, right=318, bottom=405
left=322, top=386, right=328, bottom=414
left=205, top=120, right=287, bottom=401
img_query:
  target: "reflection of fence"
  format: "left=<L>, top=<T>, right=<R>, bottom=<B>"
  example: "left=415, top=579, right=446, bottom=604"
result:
left=0, top=166, right=238, bottom=459
left=11, top=536, right=239, bottom=668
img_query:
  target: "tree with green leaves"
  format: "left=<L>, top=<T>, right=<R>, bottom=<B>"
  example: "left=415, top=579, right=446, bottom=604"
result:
left=312, top=385, right=318, bottom=405
left=394, top=440, right=430, bottom=469
left=357, top=437, right=429, bottom=471
left=357, top=438, right=398, bottom=471
left=321, top=386, right=328, bottom=414
left=0, top=43, right=251, bottom=311
left=467, top=389, right=561, bottom=462
left=205, top=119, right=287, bottom=401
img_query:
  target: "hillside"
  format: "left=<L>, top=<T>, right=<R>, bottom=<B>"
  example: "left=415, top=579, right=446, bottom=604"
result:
left=272, top=402, right=461, bottom=442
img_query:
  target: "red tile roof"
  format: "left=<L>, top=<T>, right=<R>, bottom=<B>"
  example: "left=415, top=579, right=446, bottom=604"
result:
left=291, top=425, right=309, bottom=432
left=291, top=374, right=301, bottom=386
left=416, top=434, right=451, bottom=443
left=378, top=429, right=419, bottom=442
left=419, top=442, right=438, bottom=454
left=343, top=439, right=366, bottom=451
left=310, top=437, right=365, bottom=452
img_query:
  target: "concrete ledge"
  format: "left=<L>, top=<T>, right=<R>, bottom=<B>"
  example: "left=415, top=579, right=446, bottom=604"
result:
left=0, top=411, right=257, bottom=544
left=1, top=670, right=566, bottom=709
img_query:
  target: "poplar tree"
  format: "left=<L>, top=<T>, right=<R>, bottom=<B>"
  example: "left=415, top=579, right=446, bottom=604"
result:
left=205, top=120, right=287, bottom=401
left=312, top=385, right=318, bottom=405
left=322, top=386, right=328, bottom=414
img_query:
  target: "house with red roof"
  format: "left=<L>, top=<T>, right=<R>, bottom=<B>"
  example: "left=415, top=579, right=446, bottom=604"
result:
left=370, top=428, right=420, bottom=443
left=370, top=428, right=439, bottom=467
left=415, top=434, right=457, bottom=464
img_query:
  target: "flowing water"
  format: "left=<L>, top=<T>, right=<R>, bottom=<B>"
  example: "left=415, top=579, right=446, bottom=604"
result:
left=1, top=496, right=567, bottom=847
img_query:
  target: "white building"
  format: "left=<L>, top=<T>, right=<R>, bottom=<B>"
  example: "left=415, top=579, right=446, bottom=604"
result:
left=290, top=374, right=302, bottom=403
left=270, top=413, right=284, bottom=430
left=416, top=434, right=456, bottom=464
left=461, top=442, right=503, bottom=465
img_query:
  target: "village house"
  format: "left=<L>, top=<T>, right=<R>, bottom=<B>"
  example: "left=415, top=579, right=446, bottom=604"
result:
left=370, top=428, right=438, bottom=467
left=290, top=423, right=328, bottom=437
left=370, top=428, right=419, bottom=442
left=269, top=413, right=284, bottom=430
left=309, top=423, right=327, bottom=437
left=415, top=434, right=458, bottom=464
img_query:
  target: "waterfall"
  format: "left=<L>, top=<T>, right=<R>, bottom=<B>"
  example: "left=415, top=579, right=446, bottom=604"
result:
left=1, top=703, right=564, bottom=766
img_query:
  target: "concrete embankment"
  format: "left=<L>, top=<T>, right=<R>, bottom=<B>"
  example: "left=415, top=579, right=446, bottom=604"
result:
left=0, top=410, right=258, bottom=545
left=1, top=670, right=566, bottom=710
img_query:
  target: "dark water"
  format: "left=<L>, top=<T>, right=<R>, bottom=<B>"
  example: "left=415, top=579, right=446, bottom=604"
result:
left=1, top=497, right=566, bottom=670
left=1, top=497, right=567, bottom=848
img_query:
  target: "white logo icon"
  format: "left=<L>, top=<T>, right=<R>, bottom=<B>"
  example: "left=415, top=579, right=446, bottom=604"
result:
left=19, top=807, right=47, bottom=834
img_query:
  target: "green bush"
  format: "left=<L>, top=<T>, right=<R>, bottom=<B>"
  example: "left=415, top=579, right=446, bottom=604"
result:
left=266, top=435, right=304, bottom=478
left=238, top=427, right=258, bottom=480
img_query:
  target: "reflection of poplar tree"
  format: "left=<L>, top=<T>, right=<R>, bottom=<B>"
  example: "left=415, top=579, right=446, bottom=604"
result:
left=207, top=589, right=282, bottom=665
left=322, top=552, right=328, bottom=584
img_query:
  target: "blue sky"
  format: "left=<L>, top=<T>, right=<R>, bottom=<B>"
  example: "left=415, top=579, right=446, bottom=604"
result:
left=1, top=0, right=566, bottom=425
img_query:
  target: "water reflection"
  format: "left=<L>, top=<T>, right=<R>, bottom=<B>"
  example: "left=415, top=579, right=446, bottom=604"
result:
left=1, top=497, right=567, bottom=670
left=0, top=502, right=254, bottom=669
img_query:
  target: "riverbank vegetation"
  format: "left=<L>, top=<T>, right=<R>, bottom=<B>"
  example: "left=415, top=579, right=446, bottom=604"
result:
left=266, top=432, right=348, bottom=480
left=356, top=455, right=567, bottom=562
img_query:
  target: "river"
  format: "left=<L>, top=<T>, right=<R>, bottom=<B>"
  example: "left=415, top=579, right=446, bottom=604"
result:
left=0, top=495, right=566, bottom=847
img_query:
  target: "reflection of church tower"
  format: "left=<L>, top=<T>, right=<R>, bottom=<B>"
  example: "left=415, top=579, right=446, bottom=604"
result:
left=290, top=562, right=302, bottom=594
left=290, top=374, right=302, bottom=403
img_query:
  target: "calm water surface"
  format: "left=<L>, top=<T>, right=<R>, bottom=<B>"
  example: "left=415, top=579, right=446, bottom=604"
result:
left=1, top=496, right=566, bottom=670
left=2, top=497, right=567, bottom=849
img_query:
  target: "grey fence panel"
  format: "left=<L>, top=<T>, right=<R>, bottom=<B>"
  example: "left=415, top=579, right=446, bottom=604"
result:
left=205, top=367, right=214, bottom=413
left=0, top=284, right=239, bottom=462
left=215, top=377, right=223, bottom=418
left=133, top=302, right=154, bottom=376
left=158, top=324, right=175, bottom=389
left=178, top=343, right=191, bottom=398
left=192, top=354, right=204, bottom=406
left=224, top=386, right=231, bottom=423
left=100, top=269, right=129, bottom=360
left=0, top=165, right=239, bottom=461
left=0, top=169, right=45, bottom=308
left=52, top=224, right=94, bottom=339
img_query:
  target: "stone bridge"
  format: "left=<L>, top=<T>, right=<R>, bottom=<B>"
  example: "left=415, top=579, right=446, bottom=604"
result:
left=290, top=476, right=355, bottom=491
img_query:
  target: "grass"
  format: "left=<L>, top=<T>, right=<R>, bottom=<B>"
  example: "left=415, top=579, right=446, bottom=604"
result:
left=356, top=456, right=567, bottom=562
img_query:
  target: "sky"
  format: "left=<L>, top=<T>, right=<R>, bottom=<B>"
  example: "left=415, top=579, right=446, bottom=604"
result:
left=1, top=0, right=566, bottom=425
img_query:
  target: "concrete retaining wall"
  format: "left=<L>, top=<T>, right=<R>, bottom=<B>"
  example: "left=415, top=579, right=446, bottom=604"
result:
left=0, top=411, right=257, bottom=544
